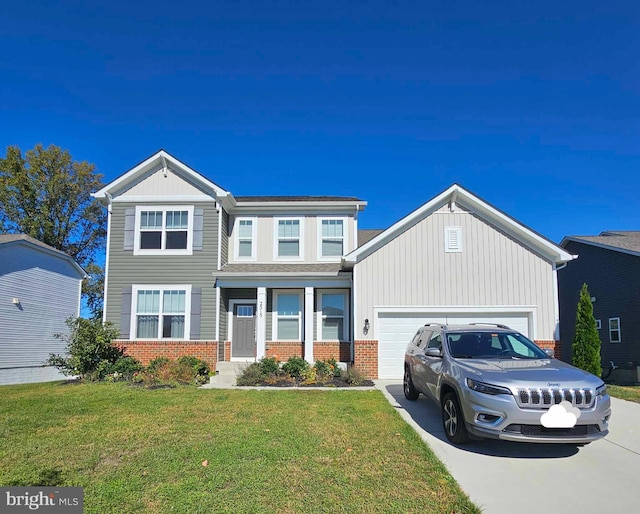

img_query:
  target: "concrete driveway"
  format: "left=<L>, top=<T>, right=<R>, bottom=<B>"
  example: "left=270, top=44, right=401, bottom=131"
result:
left=375, top=381, right=640, bottom=514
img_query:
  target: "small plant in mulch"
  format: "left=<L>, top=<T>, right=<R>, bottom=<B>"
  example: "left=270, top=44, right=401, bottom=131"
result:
left=133, top=356, right=211, bottom=387
left=236, top=356, right=373, bottom=387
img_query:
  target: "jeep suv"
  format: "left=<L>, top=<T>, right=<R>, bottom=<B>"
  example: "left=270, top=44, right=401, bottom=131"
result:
left=403, top=324, right=611, bottom=444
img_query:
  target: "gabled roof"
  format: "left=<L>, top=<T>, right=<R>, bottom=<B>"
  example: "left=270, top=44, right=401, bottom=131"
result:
left=561, top=231, right=640, bottom=258
left=92, top=149, right=231, bottom=205
left=358, top=229, right=384, bottom=247
left=343, top=184, right=575, bottom=267
left=0, top=234, right=87, bottom=277
left=236, top=196, right=363, bottom=202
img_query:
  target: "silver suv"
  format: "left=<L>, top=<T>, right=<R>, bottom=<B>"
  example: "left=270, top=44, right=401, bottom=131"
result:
left=404, top=324, right=611, bottom=444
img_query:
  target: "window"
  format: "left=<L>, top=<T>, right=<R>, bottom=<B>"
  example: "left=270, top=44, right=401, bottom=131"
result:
left=235, top=218, right=256, bottom=259
left=427, top=332, right=442, bottom=351
left=274, top=292, right=302, bottom=340
left=275, top=218, right=303, bottom=259
left=319, top=218, right=345, bottom=258
left=609, top=318, right=621, bottom=343
left=595, top=319, right=602, bottom=330
left=133, top=286, right=191, bottom=339
left=445, top=226, right=462, bottom=253
left=237, top=305, right=254, bottom=317
left=318, top=291, right=349, bottom=341
left=135, top=206, right=193, bottom=255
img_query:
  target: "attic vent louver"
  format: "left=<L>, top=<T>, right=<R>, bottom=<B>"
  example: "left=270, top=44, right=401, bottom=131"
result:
left=445, top=227, right=462, bottom=253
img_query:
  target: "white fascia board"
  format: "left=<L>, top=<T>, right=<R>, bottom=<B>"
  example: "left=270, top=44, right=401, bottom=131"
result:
left=560, top=236, right=640, bottom=258
left=215, top=271, right=351, bottom=278
left=93, top=150, right=230, bottom=200
left=215, top=277, right=351, bottom=289
left=344, top=184, right=575, bottom=266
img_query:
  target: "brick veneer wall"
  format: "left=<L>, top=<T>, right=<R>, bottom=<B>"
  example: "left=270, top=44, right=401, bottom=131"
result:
left=114, top=340, right=218, bottom=370
left=535, top=340, right=562, bottom=357
left=313, top=342, right=351, bottom=362
left=354, top=340, right=378, bottom=379
left=265, top=342, right=304, bottom=360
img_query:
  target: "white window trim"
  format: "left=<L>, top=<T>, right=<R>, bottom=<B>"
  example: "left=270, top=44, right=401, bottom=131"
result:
left=273, top=217, right=304, bottom=261
left=609, top=317, right=621, bottom=343
left=234, top=216, right=257, bottom=261
left=595, top=319, right=602, bottom=330
left=445, top=226, right=463, bottom=253
left=317, top=217, right=347, bottom=261
left=272, top=290, right=303, bottom=341
left=130, top=284, right=192, bottom=340
left=133, top=205, right=194, bottom=256
left=317, top=289, right=350, bottom=342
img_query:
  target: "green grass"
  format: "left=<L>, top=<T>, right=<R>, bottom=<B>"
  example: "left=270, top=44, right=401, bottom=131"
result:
left=0, top=382, right=479, bottom=514
left=608, top=384, right=640, bottom=404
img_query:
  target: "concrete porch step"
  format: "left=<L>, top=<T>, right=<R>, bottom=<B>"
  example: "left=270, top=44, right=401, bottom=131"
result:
left=214, top=361, right=251, bottom=377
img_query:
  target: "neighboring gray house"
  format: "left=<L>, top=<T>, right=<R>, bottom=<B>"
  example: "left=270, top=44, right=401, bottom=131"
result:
left=0, top=234, right=86, bottom=385
left=559, top=231, right=640, bottom=384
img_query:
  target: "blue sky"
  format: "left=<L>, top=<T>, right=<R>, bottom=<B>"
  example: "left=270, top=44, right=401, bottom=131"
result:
left=1, top=0, right=638, bottom=242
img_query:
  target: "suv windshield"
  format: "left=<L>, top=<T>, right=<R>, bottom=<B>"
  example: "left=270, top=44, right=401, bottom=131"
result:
left=446, top=331, right=548, bottom=359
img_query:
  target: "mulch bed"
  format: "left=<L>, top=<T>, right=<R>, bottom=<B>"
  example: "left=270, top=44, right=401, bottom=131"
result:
left=246, top=377, right=374, bottom=388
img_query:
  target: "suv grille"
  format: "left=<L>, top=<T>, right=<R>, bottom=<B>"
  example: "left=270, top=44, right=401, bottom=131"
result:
left=515, top=388, right=595, bottom=409
left=504, top=424, right=601, bottom=437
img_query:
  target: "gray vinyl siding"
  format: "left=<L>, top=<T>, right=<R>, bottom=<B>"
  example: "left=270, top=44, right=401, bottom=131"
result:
left=220, top=209, right=229, bottom=266
left=218, top=288, right=256, bottom=341
left=558, top=241, right=640, bottom=366
left=355, top=209, right=557, bottom=341
left=105, top=201, right=218, bottom=339
left=0, top=244, right=82, bottom=383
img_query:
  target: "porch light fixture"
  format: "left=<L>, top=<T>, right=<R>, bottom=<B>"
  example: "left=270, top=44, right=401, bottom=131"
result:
left=363, top=318, right=370, bottom=335
left=12, top=298, right=20, bottom=305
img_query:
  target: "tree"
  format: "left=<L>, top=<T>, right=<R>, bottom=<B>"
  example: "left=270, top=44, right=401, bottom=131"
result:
left=0, top=144, right=106, bottom=317
left=571, top=283, right=602, bottom=377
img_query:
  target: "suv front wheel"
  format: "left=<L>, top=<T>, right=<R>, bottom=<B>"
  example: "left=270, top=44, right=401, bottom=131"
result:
left=442, top=392, right=470, bottom=444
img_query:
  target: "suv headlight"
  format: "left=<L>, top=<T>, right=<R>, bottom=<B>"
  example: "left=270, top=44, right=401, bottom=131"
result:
left=596, top=384, right=608, bottom=397
left=466, top=378, right=512, bottom=396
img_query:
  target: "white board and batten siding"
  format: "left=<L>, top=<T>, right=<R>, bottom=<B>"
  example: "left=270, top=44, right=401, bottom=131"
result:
left=0, top=243, right=83, bottom=385
left=354, top=206, right=558, bottom=379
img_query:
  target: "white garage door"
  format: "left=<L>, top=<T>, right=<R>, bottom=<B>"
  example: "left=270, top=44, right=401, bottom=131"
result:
left=377, top=311, right=531, bottom=379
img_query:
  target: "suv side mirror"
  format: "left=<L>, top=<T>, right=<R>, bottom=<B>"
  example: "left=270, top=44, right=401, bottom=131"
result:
left=425, top=347, right=442, bottom=358
left=544, top=348, right=554, bottom=358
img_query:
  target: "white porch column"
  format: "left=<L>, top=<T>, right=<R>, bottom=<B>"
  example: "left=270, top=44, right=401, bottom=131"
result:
left=304, top=286, right=314, bottom=363
left=256, top=287, right=267, bottom=359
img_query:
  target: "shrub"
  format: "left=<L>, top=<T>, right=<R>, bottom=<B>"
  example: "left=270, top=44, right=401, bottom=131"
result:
left=572, top=283, right=602, bottom=377
left=259, top=357, right=280, bottom=376
left=176, top=355, right=211, bottom=380
left=281, top=356, right=309, bottom=378
left=147, top=356, right=171, bottom=373
left=236, top=363, right=264, bottom=386
left=314, top=358, right=341, bottom=379
left=342, top=366, right=366, bottom=386
left=47, top=317, right=121, bottom=380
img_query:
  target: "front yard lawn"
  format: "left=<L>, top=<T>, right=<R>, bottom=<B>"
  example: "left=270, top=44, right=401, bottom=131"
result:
left=608, top=384, right=640, bottom=404
left=0, top=382, right=479, bottom=513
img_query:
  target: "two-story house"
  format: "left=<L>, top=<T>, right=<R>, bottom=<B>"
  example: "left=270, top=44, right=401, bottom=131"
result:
left=95, top=150, right=574, bottom=380
left=92, top=150, right=365, bottom=371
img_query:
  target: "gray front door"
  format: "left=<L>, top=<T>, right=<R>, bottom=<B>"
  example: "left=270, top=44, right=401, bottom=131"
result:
left=232, top=304, right=256, bottom=358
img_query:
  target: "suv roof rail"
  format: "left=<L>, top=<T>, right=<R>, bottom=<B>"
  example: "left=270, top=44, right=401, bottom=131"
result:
left=467, top=322, right=510, bottom=329
left=422, top=323, right=448, bottom=330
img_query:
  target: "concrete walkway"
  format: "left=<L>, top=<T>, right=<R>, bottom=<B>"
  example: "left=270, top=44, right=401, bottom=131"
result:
left=374, top=380, right=640, bottom=514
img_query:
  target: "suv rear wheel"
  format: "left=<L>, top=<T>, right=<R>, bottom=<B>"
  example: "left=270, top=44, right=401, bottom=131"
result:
left=403, top=367, right=419, bottom=400
left=442, top=392, right=470, bottom=444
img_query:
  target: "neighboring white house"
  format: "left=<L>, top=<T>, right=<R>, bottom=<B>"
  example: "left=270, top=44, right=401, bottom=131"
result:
left=343, top=184, right=576, bottom=379
left=0, top=234, right=86, bottom=385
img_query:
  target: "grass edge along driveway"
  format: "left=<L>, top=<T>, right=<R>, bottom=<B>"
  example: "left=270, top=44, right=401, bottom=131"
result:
left=0, top=382, right=480, bottom=514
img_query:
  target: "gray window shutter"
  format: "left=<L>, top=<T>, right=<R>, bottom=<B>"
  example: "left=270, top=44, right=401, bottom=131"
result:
left=190, top=288, right=202, bottom=339
left=120, top=287, right=132, bottom=339
left=124, top=208, right=135, bottom=250
left=193, top=208, right=204, bottom=251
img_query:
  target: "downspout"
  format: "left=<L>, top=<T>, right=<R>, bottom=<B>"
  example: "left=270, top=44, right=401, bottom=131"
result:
left=552, top=259, right=572, bottom=342
left=216, top=200, right=222, bottom=344
left=102, top=192, right=113, bottom=324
